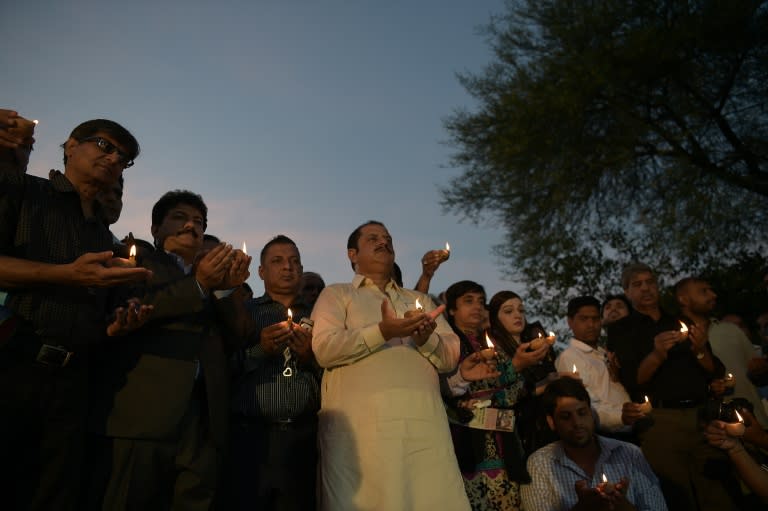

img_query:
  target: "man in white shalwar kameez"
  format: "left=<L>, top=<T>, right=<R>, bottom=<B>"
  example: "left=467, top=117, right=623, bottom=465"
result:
left=312, top=221, right=471, bottom=511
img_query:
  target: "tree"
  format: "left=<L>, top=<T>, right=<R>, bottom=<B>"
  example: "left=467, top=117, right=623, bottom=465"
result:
left=443, top=0, right=768, bottom=318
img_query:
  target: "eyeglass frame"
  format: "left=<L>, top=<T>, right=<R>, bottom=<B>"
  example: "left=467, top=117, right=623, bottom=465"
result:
left=80, top=136, right=134, bottom=168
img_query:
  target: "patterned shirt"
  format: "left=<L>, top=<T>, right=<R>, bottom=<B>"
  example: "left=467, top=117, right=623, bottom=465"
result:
left=521, top=435, right=667, bottom=511
left=0, top=168, right=113, bottom=347
left=231, top=293, right=320, bottom=419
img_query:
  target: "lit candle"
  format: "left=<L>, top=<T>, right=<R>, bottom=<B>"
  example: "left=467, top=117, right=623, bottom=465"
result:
left=638, top=395, right=652, bottom=414
left=572, top=364, right=578, bottom=374
left=530, top=332, right=545, bottom=350
left=440, top=242, right=451, bottom=262
left=242, top=241, right=247, bottom=255
left=679, top=321, right=689, bottom=337
left=724, top=410, right=745, bottom=436
left=9, top=117, right=38, bottom=139
left=480, top=333, right=497, bottom=360
left=724, top=373, right=735, bottom=388
left=404, top=298, right=425, bottom=318
left=128, top=244, right=137, bottom=266
left=286, top=308, right=293, bottom=329
left=601, top=473, right=615, bottom=493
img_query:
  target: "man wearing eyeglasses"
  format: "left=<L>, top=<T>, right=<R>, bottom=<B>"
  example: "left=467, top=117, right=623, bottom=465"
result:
left=0, top=112, right=151, bottom=511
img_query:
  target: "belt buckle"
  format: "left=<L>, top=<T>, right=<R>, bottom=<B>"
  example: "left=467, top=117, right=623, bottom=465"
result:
left=36, top=344, right=73, bottom=367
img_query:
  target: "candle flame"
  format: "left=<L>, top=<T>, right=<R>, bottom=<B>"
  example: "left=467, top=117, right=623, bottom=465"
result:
left=242, top=241, right=247, bottom=254
left=33, top=120, right=39, bottom=125
left=644, top=395, right=649, bottom=403
left=129, top=244, right=136, bottom=258
left=445, top=242, right=450, bottom=252
left=415, top=298, right=423, bottom=311
left=572, top=364, right=578, bottom=373
left=287, top=308, right=293, bottom=321
left=537, top=332, right=542, bottom=338
left=548, top=331, right=555, bottom=337
left=602, top=473, right=608, bottom=483
left=679, top=321, right=688, bottom=334
left=735, top=409, right=744, bottom=423
left=485, top=333, right=494, bottom=349
left=728, top=373, right=733, bottom=379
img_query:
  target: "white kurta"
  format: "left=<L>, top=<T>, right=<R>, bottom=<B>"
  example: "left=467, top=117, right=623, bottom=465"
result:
left=311, top=275, right=470, bottom=511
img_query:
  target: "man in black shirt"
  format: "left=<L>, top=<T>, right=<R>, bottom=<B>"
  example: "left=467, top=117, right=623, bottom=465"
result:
left=226, top=235, right=320, bottom=511
left=607, top=263, right=735, bottom=511
left=0, top=114, right=150, bottom=511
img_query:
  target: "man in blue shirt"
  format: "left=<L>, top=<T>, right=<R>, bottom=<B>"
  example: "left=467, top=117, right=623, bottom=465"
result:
left=521, top=378, right=667, bottom=511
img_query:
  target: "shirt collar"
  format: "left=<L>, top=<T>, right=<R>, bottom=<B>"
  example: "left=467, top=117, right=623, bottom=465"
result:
left=352, top=273, right=399, bottom=292
left=164, top=250, right=193, bottom=275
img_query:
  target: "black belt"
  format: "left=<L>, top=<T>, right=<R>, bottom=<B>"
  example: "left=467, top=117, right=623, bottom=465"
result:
left=653, top=399, right=703, bottom=409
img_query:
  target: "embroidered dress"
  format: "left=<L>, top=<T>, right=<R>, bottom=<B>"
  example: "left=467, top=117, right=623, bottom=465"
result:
left=451, top=333, right=527, bottom=511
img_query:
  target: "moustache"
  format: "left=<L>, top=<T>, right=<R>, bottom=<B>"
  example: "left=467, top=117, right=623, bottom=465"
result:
left=375, top=245, right=393, bottom=253
left=176, top=229, right=198, bottom=238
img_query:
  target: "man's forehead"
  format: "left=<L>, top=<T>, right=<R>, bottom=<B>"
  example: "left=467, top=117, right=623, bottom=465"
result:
left=575, top=306, right=600, bottom=317
left=167, top=204, right=203, bottom=217
left=265, top=242, right=300, bottom=258
left=555, top=396, right=588, bottom=412
left=361, top=224, right=390, bottom=236
left=629, top=271, right=655, bottom=284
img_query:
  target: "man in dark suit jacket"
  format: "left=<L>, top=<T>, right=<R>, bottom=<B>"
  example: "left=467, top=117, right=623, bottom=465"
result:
left=87, top=190, right=251, bottom=510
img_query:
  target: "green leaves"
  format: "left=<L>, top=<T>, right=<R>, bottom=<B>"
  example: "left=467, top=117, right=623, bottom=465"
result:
left=443, top=0, right=768, bottom=320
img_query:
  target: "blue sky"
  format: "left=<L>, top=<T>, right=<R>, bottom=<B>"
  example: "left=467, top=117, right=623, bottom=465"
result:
left=1, top=0, right=519, bottom=299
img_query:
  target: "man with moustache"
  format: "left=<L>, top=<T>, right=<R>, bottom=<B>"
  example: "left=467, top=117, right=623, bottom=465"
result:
left=607, top=263, right=733, bottom=511
left=311, top=220, right=470, bottom=511
left=0, top=115, right=150, bottom=511
left=87, top=190, right=251, bottom=510
left=521, top=378, right=666, bottom=511
left=555, top=296, right=644, bottom=437
left=675, top=277, right=768, bottom=428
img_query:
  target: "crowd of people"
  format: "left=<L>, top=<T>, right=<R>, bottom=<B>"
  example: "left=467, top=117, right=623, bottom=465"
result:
left=2, top=110, right=768, bottom=511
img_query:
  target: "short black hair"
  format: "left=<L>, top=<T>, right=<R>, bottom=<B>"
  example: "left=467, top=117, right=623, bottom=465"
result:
left=260, top=234, right=299, bottom=264
left=203, top=234, right=220, bottom=244
left=542, top=377, right=591, bottom=416
left=601, top=294, right=631, bottom=314
left=567, top=296, right=601, bottom=318
left=62, top=119, right=140, bottom=165
left=347, top=220, right=386, bottom=251
left=673, top=276, right=706, bottom=301
left=445, top=280, right=486, bottom=315
left=151, top=190, right=208, bottom=235
left=347, top=220, right=387, bottom=270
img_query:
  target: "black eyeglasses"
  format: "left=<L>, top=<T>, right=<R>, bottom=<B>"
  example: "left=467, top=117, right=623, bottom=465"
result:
left=81, top=136, right=134, bottom=168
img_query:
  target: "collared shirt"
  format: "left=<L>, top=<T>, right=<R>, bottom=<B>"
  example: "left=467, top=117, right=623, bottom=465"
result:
left=231, top=293, right=320, bottom=419
left=0, top=168, right=113, bottom=347
left=311, top=274, right=458, bottom=372
left=607, top=311, right=723, bottom=402
left=521, top=435, right=667, bottom=511
left=555, top=339, right=631, bottom=432
left=709, top=319, right=768, bottom=428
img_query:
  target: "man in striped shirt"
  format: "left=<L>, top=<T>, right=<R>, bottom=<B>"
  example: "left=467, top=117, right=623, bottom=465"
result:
left=521, top=378, right=667, bottom=511
left=226, top=235, right=321, bottom=510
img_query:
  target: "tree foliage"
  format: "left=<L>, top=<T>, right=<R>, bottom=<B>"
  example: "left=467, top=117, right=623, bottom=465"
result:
left=443, top=0, right=768, bottom=318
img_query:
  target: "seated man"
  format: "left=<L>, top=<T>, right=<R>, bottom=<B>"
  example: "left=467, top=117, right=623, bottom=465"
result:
left=521, top=378, right=667, bottom=511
